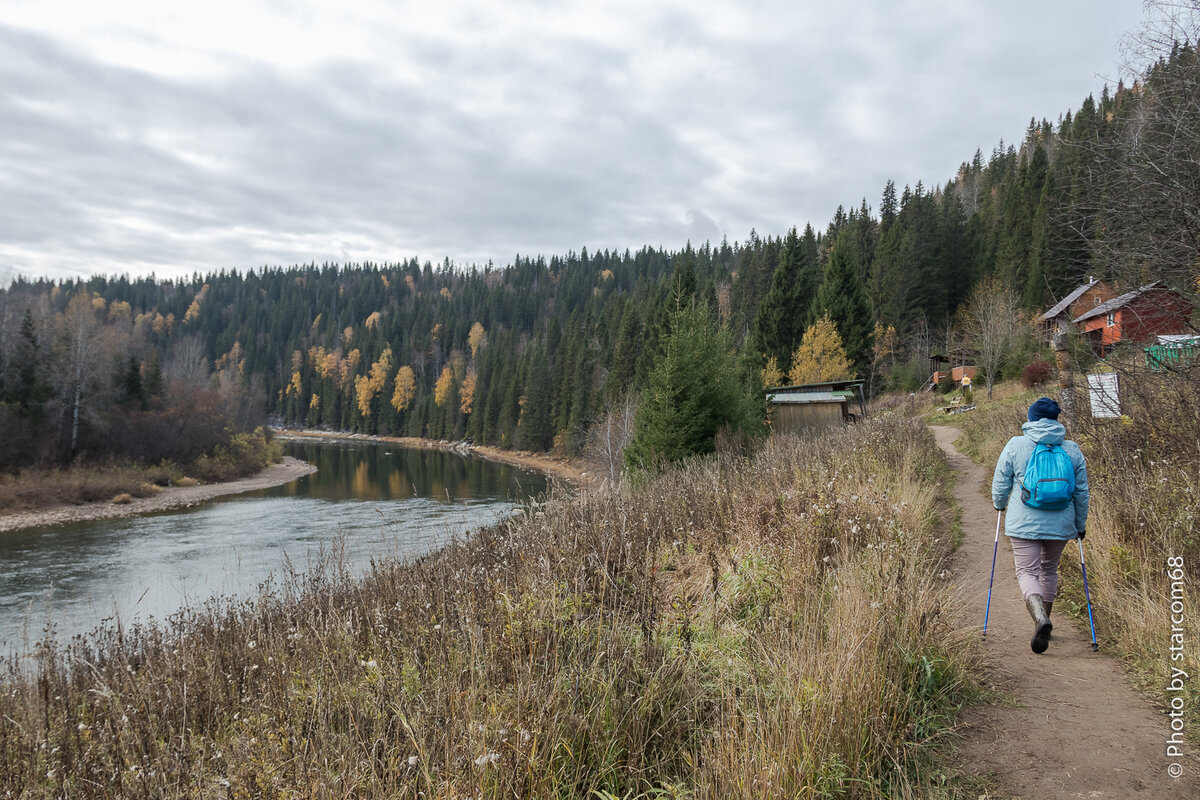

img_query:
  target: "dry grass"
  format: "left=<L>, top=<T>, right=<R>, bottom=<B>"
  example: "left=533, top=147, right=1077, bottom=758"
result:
left=0, top=428, right=280, bottom=514
left=957, top=369, right=1200, bottom=736
left=0, top=466, right=164, bottom=512
left=0, top=417, right=978, bottom=798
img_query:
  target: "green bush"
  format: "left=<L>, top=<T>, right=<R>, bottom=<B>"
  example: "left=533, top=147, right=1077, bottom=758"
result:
left=191, top=427, right=280, bottom=483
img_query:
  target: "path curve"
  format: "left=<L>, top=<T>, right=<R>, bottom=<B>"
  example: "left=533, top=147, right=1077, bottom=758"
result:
left=933, top=425, right=1199, bottom=798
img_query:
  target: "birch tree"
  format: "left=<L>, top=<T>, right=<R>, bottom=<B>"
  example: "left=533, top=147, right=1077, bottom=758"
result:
left=958, top=277, right=1023, bottom=400
left=57, top=294, right=105, bottom=456
left=584, top=393, right=638, bottom=483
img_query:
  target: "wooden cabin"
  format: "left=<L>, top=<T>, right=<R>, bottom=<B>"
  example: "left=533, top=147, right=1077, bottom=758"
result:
left=766, top=380, right=866, bottom=435
left=931, top=365, right=977, bottom=386
left=1037, top=279, right=1117, bottom=339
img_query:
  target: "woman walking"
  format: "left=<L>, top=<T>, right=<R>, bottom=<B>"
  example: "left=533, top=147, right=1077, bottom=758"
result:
left=991, top=397, right=1089, bottom=653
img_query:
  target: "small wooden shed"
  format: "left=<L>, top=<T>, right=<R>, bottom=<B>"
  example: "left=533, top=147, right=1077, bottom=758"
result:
left=766, top=380, right=867, bottom=435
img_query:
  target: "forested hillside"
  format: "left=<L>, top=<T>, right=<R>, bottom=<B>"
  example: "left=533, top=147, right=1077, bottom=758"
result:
left=2, top=37, right=1197, bottom=465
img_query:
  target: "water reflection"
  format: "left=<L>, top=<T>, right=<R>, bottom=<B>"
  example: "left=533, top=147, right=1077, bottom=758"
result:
left=0, top=442, right=548, bottom=655
left=272, top=440, right=544, bottom=504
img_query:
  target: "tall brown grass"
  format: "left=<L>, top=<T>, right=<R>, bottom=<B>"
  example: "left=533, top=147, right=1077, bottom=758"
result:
left=958, top=368, right=1200, bottom=736
left=0, top=428, right=282, bottom=513
left=0, top=417, right=977, bottom=798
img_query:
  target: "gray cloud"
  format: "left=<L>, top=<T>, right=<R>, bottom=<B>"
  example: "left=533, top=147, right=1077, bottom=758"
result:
left=0, top=2, right=1145, bottom=282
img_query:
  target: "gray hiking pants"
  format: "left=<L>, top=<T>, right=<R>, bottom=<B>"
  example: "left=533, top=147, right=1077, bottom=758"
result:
left=1010, top=537, right=1069, bottom=602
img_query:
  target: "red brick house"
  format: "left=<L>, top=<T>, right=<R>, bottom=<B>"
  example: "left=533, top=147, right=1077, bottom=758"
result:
left=1037, top=278, right=1116, bottom=338
left=1072, top=282, right=1194, bottom=355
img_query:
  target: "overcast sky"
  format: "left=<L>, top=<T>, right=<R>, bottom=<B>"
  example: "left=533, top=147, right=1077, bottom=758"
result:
left=0, top=1, right=1147, bottom=284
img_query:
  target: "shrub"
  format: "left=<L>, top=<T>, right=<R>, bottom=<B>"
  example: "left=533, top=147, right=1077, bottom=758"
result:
left=1020, top=357, right=1053, bottom=388
left=110, top=493, right=133, bottom=505
left=189, top=427, right=280, bottom=483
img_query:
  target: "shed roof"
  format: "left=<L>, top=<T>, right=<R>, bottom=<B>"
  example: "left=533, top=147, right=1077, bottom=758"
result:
left=765, top=379, right=864, bottom=394
left=1038, top=279, right=1103, bottom=322
left=1072, top=281, right=1164, bottom=323
left=766, top=391, right=845, bottom=405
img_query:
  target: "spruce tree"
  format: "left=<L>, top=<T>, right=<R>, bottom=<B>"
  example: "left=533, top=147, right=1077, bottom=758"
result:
left=625, top=301, right=758, bottom=468
left=751, top=225, right=820, bottom=371
left=813, top=231, right=874, bottom=374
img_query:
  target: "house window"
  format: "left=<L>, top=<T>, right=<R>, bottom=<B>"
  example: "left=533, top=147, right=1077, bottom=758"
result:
left=1106, top=311, right=1115, bottom=327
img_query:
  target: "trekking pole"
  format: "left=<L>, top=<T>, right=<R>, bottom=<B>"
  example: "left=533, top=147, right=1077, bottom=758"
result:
left=982, top=509, right=1002, bottom=639
left=1077, top=537, right=1099, bottom=651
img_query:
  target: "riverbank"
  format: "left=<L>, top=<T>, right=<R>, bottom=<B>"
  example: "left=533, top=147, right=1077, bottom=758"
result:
left=0, top=416, right=977, bottom=798
left=273, top=428, right=591, bottom=485
left=0, top=456, right=316, bottom=534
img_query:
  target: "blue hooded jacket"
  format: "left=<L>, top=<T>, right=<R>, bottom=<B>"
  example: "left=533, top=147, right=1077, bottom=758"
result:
left=991, top=419, right=1089, bottom=540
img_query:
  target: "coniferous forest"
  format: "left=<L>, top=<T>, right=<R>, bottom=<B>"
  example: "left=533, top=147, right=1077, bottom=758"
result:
left=2, top=40, right=1199, bottom=472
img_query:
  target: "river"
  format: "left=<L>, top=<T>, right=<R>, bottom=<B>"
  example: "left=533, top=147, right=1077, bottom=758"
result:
left=0, top=441, right=548, bottom=655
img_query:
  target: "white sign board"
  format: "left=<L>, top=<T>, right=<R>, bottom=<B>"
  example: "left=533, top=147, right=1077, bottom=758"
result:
left=1087, top=373, right=1120, bottom=418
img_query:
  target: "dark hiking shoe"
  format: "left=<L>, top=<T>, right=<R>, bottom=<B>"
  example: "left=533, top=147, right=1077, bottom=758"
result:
left=1026, top=594, right=1053, bottom=654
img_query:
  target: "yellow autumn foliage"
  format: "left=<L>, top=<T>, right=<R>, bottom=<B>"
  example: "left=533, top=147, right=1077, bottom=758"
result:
left=468, top=322, right=486, bottom=361
left=434, top=365, right=454, bottom=408
left=460, top=371, right=476, bottom=414
left=355, top=346, right=393, bottom=417
left=787, top=314, right=853, bottom=385
left=391, top=366, right=416, bottom=413
left=761, top=356, right=785, bottom=389
left=341, top=349, right=361, bottom=389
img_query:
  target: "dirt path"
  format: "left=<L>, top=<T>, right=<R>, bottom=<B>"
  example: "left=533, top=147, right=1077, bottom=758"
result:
left=0, top=457, right=317, bottom=533
left=933, top=425, right=1199, bottom=799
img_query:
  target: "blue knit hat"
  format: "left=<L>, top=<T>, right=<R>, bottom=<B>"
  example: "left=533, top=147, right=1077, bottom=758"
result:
left=1028, top=397, right=1061, bottom=422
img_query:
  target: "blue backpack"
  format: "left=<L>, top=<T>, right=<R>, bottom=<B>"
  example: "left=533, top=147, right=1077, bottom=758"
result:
left=1020, top=442, right=1075, bottom=510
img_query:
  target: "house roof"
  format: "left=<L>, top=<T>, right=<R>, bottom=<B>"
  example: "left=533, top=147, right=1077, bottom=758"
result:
left=1038, top=279, right=1102, bottom=322
left=1073, top=281, right=1164, bottom=323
